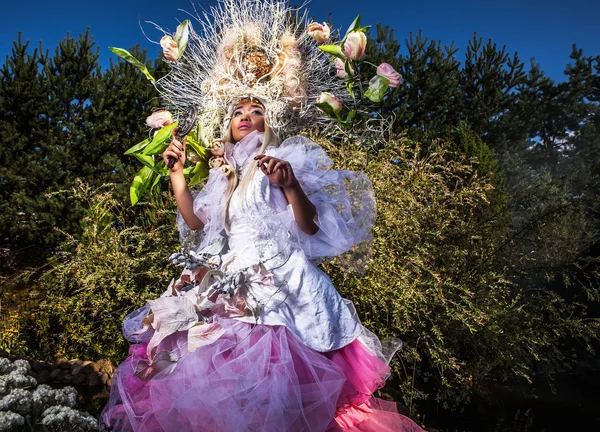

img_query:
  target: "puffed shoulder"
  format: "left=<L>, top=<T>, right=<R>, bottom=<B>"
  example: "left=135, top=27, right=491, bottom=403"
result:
left=267, top=136, right=377, bottom=260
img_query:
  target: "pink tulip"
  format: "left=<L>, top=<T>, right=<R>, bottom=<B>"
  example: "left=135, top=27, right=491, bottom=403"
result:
left=335, top=58, right=354, bottom=79
left=317, top=92, right=343, bottom=114
left=307, top=22, right=331, bottom=43
left=160, top=35, right=179, bottom=62
left=376, top=63, right=402, bottom=87
left=146, top=110, right=173, bottom=129
left=343, top=31, right=366, bottom=60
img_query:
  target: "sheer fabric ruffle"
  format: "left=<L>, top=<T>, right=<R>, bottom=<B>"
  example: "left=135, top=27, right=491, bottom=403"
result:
left=268, top=136, right=376, bottom=261
left=101, top=316, right=422, bottom=432
left=177, top=132, right=376, bottom=265
left=101, top=317, right=345, bottom=432
left=324, top=338, right=423, bottom=432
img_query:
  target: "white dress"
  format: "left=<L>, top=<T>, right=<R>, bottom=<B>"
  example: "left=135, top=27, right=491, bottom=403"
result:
left=178, top=130, right=376, bottom=352
left=101, top=131, right=423, bottom=432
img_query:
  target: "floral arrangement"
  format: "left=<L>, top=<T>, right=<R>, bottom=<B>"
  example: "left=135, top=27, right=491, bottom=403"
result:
left=310, top=15, right=402, bottom=133
left=110, top=21, right=215, bottom=205
left=0, top=358, right=97, bottom=431
left=109, top=2, right=402, bottom=205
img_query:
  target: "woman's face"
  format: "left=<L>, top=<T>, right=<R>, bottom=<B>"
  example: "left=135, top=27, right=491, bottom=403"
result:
left=230, top=99, right=265, bottom=142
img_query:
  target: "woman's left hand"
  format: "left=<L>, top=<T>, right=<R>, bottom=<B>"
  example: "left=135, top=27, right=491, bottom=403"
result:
left=254, top=155, right=297, bottom=189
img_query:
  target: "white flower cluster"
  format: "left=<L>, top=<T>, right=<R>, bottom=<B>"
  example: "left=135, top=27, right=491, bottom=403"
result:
left=0, top=358, right=30, bottom=375
left=0, top=371, right=37, bottom=395
left=0, top=410, right=24, bottom=431
left=33, top=384, right=77, bottom=411
left=0, top=358, right=14, bottom=374
left=41, top=406, right=97, bottom=432
left=0, top=357, right=98, bottom=431
left=0, top=388, right=32, bottom=414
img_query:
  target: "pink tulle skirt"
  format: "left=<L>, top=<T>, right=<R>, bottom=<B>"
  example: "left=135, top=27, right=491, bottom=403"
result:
left=101, top=317, right=422, bottom=432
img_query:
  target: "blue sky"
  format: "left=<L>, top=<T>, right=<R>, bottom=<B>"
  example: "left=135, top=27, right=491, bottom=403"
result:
left=3, top=0, right=599, bottom=82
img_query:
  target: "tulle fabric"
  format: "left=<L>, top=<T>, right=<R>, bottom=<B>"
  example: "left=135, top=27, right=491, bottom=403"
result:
left=324, top=339, right=424, bottom=432
left=328, top=399, right=423, bottom=432
left=268, top=136, right=376, bottom=261
left=102, top=317, right=423, bottom=432
left=177, top=132, right=376, bottom=266
left=101, top=317, right=346, bottom=432
left=176, top=167, right=228, bottom=251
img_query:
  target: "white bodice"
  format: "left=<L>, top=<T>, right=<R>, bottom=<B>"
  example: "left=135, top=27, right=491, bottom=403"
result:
left=219, top=160, right=361, bottom=351
left=175, top=131, right=376, bottom=351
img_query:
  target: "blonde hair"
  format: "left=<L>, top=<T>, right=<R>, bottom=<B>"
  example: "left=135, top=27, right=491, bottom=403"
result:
left=221, top=116, right=281, bottom=231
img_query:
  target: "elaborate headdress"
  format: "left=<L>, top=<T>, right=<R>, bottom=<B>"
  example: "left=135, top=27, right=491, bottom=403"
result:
left=112, top=0, right=401, bottom=204
left=157, top=0, right=345, bottom=141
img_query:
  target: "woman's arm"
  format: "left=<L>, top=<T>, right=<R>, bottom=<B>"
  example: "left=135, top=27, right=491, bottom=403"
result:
left=162, top=133, right=205, bottom=231
left=254, top=155, right=319, bottom=235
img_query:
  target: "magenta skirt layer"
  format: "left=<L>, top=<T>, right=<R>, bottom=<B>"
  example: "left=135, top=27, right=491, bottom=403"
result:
left=323, top=341, right=423, bottom=432
left=100, top=317, right=422, bottom=432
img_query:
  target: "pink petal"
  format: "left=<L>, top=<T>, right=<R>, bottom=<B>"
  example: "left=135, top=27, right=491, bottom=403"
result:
left=134, top=350, right=179, bottom=381
left=188, top=323, right=226, bottom=352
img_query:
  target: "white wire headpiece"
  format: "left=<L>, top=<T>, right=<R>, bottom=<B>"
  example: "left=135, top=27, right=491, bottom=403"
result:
left=156, top=0, right=346, bottom=142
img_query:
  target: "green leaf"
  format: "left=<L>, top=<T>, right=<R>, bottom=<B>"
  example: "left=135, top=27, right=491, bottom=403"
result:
left=318, top=45, right=346, bottom=60
left=143, top=122, right=179, bottom=155
left=173, top=20, right=190, bottom=58
left=156, top=165, right=169, bottom=176
left=133, top=153, right=155, bottom=169
left=188, top=162, right=210, bottom=187
left=124, top=138, right=151, bottom=155
left=150, top=173, right=163, bottom=193
left=356, top=26, right=372, bottom=33
left=185, top=135, right=210, bottom=161
left=364, top=75, right=390, bottom=103
left=316, top=102, right=341, bottom=121
left=346, top=80, right=355, bottom=99
left=109, top=47, right=155, bottom=82
left=344, top=59, right=354, bottom=76
left=343, top=15, right=361, bottom=41
left=346, top=110, right=357, bottom=123
left=130, top=166, right=154, bottom=206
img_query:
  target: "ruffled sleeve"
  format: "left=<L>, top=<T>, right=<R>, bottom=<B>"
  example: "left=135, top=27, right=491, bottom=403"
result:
left=176, top=167, right=228, bottom=251
left=268, top=136, right=376, bottom=260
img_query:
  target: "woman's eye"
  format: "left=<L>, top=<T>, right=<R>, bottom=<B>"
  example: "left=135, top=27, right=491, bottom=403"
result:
left=233, top=111, right=242, bottom=116
left=252, top=110, right=264, bottom=116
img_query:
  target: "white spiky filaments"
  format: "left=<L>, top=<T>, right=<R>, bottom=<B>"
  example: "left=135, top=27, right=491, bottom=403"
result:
left=156, top=0, right=348, bottom=141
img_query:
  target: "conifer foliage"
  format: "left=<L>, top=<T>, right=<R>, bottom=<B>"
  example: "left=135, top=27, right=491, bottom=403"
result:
left=0, top=31, right=159, bottom=270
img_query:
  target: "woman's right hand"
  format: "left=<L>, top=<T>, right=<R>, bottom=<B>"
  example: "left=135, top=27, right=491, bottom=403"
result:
left=163, top=130, right=204, bottom=231
left=162, top=130, right=186, bottom=174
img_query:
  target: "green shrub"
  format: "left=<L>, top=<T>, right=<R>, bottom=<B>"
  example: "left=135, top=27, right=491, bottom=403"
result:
left=318, top=133, right=599, bottom=409
left=1, top=183, right=181, bottom=363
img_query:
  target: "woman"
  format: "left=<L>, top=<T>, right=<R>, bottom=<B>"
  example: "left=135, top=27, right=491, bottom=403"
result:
left=101, top=0, right=423, bottom=429
left=100, top=96, right=422, bottom=431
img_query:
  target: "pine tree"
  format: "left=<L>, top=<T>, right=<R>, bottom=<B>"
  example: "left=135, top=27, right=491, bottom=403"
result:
left=364, top=26, right=462, bottom=139
left=459, top=35, right=526, bottom=152
left=0, top=34, right=54, bottom=267
left=0, top=31, right=160, bottom=270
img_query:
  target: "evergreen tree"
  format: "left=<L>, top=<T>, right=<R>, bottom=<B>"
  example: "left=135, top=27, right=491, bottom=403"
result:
left=0, top=31, right=159, bottom=270
left=0, top=34, right=54, bottom=266
left=567, top=51, right=600, bottom=223
left=395, top=30, right=462, bottom=138
left=459, top=35, right=526, bottom=152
